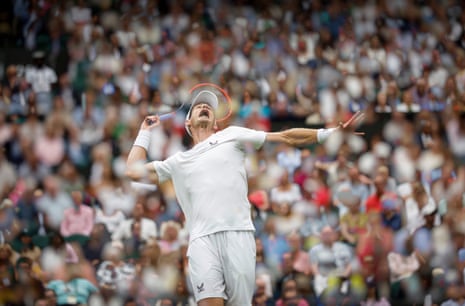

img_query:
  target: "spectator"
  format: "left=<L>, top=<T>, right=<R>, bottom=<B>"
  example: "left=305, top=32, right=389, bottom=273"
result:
left=0, top=199, right=20, bottom=243
left=82, top=223, right=111, bottom=268
left=381, top=197, right=402, bottom=232
left=446, top=111, right=465, bottom=165
left=60, top=190, right=94, bottom=241
left=0, top=150, right=17, bottom=200
left=270, top=168, right=302, bottom=214
left=47, top=263, right=98, bottom=306
left=14, top=256, right=45, bottom=304
left=339, top=192, right=369, bottom=246
left=2, top=65, right=30, bottom=117
left=253, top=276, right=274, bottom=306
left=11, top=227, right=41, bottom=265
left=396, top=90, right=421, bottom=114
left=96, top=242, right=136, bottom=298
left=15, top=181, right=41, bottom=234
left=275, top=277, right=309, bottom=306
left=111, top=202, right=157, bottom=244
left=40, top=231, right=79, bottom=281
left=158, top=220, right=182, bottom=255
left=0, top=0, right=465, bottom=304
left=365, top=173, right=392, bottom=213
left=94, top=203, right=126, bottom=236
left=356, top=213, right=393, bottom=298
left=334, top=165, right=371, bottom=216
left=309, top=225, right=361, bottom=302
left=44, top=288, right=58, bottom=306
left=25, top=51, right=57, bottom=116
left=285, top=231, right=311, bottom=276
left=35, top=175, right=74, bottom=232
left=122, top=220, right=145, bottom=260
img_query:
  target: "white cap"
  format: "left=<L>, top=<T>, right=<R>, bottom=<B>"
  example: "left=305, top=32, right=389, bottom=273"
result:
left=187, top=90, right=218, bottom=117
left=185, top=90, right=219, bottom=136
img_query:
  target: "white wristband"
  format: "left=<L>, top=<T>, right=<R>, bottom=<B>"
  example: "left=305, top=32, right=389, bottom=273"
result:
left=317, top=128, right=337, bottom=143
left=133, top=129, right=151, bottom=150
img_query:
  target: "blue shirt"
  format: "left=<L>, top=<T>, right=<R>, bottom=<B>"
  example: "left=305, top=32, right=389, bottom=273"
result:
left=47, top=278, right=98, bottom=305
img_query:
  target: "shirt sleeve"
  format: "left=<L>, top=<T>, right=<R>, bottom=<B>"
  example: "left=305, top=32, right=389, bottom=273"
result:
left=228, top=126, right=267, bottom=149
left=152, top=155, right=177, bottom=183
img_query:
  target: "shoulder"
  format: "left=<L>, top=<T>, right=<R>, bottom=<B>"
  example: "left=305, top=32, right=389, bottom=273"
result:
left=222, top=125, right=265, bottom=135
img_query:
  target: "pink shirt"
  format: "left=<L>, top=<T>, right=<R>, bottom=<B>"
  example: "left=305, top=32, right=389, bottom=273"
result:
left=34, top=136, right=65, bottom=166
left=60, top=205, right=94, bottom=237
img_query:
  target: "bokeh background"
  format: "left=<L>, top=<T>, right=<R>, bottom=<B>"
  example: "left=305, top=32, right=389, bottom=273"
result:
left=1, top=0, right=465, bottom=305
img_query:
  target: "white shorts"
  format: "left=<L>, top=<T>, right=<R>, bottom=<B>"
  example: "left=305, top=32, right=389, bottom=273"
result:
left=187, top=231, right=256, bottom=305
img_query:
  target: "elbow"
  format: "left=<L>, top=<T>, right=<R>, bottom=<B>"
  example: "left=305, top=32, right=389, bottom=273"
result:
left=125, top=168, right=136, bottom=180
left=124, top=162, right=144, bottom=180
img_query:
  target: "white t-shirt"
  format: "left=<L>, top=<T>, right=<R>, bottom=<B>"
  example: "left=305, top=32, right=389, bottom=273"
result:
left=94, top=208, right=126, bottom=234
left=153, top=126, right=267, bottom=242
left=25, top=66, right=57, bottom=93
left=270, top=184, right=302, bottom=206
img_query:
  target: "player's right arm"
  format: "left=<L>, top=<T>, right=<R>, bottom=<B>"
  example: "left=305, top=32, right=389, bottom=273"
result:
left=125, top=116, right=160, bottom=185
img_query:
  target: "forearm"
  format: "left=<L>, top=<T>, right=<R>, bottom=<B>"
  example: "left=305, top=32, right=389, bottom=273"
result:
left=282, top=128, right=319, bottom=146
left=126, top=129, right=152, bottom=181
left=267, top=127, right=337, bottom=146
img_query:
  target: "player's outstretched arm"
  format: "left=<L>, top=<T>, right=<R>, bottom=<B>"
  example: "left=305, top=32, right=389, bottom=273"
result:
left=126, top=115, right=160, bottom=184
left=265, top=111, right=364, bottom=146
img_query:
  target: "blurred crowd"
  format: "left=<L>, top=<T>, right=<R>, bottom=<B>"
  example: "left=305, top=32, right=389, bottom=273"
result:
left=1, top=0, right=465, bottom=305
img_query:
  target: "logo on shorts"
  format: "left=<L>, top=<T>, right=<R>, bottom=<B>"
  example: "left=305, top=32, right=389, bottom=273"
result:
left=197, top=283, right=205, bottom=293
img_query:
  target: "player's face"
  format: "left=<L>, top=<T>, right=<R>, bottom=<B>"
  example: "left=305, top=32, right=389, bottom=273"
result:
left=189, top=103, right=217, bottom=130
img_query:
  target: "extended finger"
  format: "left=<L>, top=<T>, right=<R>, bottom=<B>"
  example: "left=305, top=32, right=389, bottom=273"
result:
left=343, top=111, right=364, bottom=128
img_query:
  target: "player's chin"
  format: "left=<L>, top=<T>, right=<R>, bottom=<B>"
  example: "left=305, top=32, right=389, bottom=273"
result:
left=197, top=116, right=213, bottom=124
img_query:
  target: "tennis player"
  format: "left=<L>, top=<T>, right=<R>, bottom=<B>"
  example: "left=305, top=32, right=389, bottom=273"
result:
left=126, top=89, right=363, bottom=306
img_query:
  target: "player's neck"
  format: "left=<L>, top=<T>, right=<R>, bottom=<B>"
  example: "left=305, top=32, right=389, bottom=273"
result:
left=192, top=127, right=214, bottom=144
